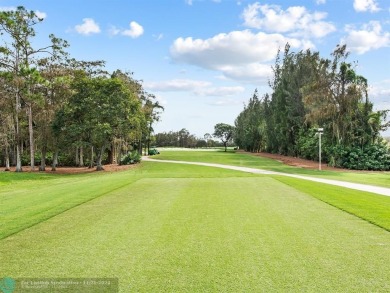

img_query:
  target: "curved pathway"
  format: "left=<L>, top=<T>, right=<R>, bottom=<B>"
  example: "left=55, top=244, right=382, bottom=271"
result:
left=142, top=157, right=390, bottom=197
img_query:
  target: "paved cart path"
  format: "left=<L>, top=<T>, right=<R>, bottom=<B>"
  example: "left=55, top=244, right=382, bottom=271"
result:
left=143, top=157, right=390, bottom=197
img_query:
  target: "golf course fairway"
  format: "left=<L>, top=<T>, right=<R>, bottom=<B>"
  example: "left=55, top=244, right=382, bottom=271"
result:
left=1, top=152, right=389, bottom=292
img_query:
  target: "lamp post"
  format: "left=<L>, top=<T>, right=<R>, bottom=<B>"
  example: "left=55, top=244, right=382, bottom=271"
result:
left=317, top=128, right=323, bottom=171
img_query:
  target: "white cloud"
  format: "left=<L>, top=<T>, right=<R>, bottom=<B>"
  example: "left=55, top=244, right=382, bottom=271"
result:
left=370, top=81, right=390, bottom=130
left=122, top=21, right=144, bottom=38
left=144, top=79, right=211, bottom=92
left=370, top=79, right=390, bottom=99
left=342, top=21, right=390, bottom=54
left=242, top=3, right=335, bottom=38
left=75, top=18, right=100, bottom=35
left=185, top=0, right=193, bottom=5
left=194, top=86, right=245, bottom=96
left=353, top=0, right=380, bottom=12
left=35, top=10, right=47, bottom=19
left=109, top=22, right=144, bottom=38
left=144, top=79, right=245, bottom=97
left=209, top=98, right=244, bottom=106
left=170, top=30, right=313, bottom=83
left=219, top=63, right=273, bottom=83
left=171, top=30, right=305, bottom=66
left=316, top=0, right=326, bottom=4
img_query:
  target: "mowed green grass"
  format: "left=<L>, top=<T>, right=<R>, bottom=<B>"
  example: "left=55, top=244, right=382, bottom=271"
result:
left=1, top=159, right=389, bottom=292
left=156, top=150, right=390, bottom=231
left=156, top=149, right=390, bottom=188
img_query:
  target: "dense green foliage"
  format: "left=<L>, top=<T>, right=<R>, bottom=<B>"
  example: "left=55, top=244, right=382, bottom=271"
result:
left=234, top=44, right=390, bottom=170
left=120, top=150, right=141, bottom=165
left=213, top=123, right=235, bottom=152
left=155, top=128, right=200, bottom=148
left=0, top=7, right=162, bottom=171
left=328, top=144, right=390, bottom=170
left=155, top=128, right=220, bottom=148
left=148, top=148, right=160, bottom=155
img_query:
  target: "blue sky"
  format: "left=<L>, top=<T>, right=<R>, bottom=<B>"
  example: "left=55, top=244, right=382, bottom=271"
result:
left=1, top=0, right=389, bottom=137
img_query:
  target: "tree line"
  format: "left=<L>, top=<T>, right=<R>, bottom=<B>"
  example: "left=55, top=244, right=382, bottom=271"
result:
left=0, top=7, right=162, bottom=171
left=235, top=44, right=390, bottom=170
left=154, top=129, right=219, bottom=149
left=154, top=123, right=236, bottom=151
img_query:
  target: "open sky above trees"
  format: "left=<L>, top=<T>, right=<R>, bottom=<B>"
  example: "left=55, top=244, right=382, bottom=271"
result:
left=0, top=0, right=389, bottom=136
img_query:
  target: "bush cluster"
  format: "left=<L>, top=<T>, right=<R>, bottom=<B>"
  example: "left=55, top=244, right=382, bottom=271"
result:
left=120, top=151, right=141, bottom=165
left=148, top=149, right=160, bottom=156
left=328, top=143, right=390, bottom=171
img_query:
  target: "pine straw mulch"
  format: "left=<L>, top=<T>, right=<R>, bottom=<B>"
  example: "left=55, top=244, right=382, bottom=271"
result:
left=241, top=151, right=350, bottom=172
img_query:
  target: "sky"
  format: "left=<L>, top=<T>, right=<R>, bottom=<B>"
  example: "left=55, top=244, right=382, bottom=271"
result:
left=1, top=0, right=389, bottom=137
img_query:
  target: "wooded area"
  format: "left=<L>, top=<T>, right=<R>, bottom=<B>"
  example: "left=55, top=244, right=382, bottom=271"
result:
left=235, top=44, right=390, bottom=170
left=0, top=7, right=162, bottom=171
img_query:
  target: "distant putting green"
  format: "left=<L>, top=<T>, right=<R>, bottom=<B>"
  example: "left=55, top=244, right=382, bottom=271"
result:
left=1, top=154, right=389, bottom=292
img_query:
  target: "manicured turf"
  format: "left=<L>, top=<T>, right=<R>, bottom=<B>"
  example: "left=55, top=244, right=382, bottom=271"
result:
left=1, top=155, right=389, bottom=292
left=0, top=162, right=252, bottom=240
left=274, top=176, right=390, bottom=231
left=156, top=149, right=390, bottom=188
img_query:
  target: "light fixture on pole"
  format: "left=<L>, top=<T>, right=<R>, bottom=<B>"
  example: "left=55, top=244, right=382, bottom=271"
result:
left=317, top=128, right=323, bottom=171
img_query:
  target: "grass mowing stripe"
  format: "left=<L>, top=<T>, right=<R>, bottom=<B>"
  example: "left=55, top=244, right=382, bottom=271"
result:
left=0, top=172, right=141, bottom=240
left=0, top=162, right=255, bottom=240
left=273, top=175, right=390, bottom=231
left=1, top=177, right=389, bottom=292
left=2, top=160, right=389, bottom=291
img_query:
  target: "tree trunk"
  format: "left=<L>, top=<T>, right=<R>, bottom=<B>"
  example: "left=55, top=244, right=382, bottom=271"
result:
left=89, top=146, right=94, bottom=169
left=79, top=146, right=84, bottom=167
left=28, top=104, right=35, bottom=171
left=51, top=150, right=58, bottom=171
left=108, top=143, right=114, bottom=164
left=147, top=123, right=152, bottom=155
left=15, top=142, right=22, bottom=172
left=138, top=133, right=142, bottom=155
left=39, top=145, right=47, bottom=171
left=224, top=142, right=227, bottom=152
left=96, top=146, right=104, bottom=171
left=117, top=140, right=123, bottom=165
left=75, top=146, right=79, bottom=166
left=4, top=144, right=10, bottom=171
left=15, top=94, right=22, bottom=172
left=11, top=144, right=16, bottom=166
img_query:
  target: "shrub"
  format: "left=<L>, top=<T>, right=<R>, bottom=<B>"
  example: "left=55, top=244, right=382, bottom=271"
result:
left=120, top=151, right=141, bottom=165
left=327, top=143, right=390, bottom=171
left=148, top=149, right=160, bottom=156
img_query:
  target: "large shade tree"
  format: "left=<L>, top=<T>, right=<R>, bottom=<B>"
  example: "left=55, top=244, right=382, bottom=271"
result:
left=54, top=73, right=143, bottom=171
left=213, top=123, right=235, bottom=152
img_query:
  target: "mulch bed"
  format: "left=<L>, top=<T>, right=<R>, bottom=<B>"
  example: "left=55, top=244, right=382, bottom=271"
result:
left=241, top=151, right=347, bottom=171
